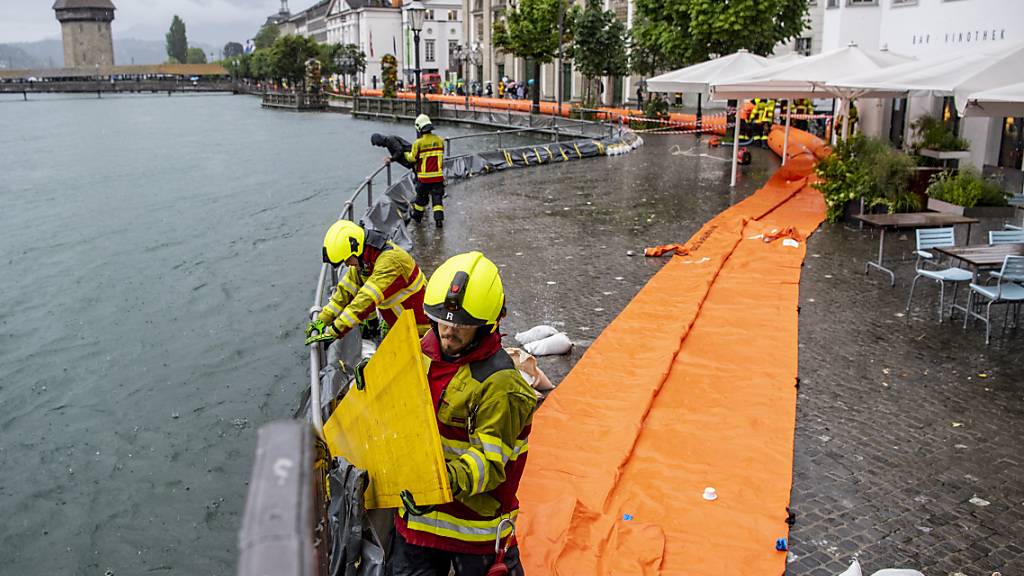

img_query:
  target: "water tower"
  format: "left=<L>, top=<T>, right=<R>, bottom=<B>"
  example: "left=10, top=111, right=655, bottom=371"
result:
left=53, top=0, right=116, bottom=68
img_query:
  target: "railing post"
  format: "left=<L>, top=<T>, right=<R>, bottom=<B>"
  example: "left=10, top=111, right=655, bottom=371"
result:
left=387, top=163, right=392, bottom=187
left=366, top=178, right=373, bottom=209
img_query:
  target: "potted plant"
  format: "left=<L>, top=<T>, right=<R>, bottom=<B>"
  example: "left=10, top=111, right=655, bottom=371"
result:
left=925, top=168, right=1014, bottom=217
left=909, top=114, right=970, bottom=163
left=814, top=134, right=920, bottom=222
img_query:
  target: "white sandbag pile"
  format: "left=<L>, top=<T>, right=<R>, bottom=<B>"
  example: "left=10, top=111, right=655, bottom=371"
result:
left=506, top=348, right=554, bottom=398
left=514, top=325, right=573, bottom=356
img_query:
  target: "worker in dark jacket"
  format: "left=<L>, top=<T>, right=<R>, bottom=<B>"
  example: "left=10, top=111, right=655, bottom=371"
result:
left=371, top=133, right=415, bottom=169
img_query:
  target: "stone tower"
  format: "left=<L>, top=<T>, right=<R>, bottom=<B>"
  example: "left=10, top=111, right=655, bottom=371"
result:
left=53, top=0, right=116, bottom=68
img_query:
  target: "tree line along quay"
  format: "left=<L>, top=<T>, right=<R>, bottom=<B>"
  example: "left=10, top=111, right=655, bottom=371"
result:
left=215, top=0, right=808, bottom=114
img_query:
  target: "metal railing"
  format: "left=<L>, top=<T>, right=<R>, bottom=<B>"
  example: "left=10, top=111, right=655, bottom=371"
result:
left=307, top=161, right=395, bottom=441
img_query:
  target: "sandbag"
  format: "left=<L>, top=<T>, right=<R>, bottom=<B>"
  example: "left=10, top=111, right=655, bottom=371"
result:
left=506, top=347, right=554, bottom=397
left=514, top=325, right=559, bottom=346
left=523, top=332, right=572, bottom=356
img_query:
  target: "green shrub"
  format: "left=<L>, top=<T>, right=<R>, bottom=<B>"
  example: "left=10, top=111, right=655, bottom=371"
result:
left=813, top=134, right=920, bottom=222
left=926, top=168, right=1008, bottom=208
left=910, top=114, right=970, bottom=153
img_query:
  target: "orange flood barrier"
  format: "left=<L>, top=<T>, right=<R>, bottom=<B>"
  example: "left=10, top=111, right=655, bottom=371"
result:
left=517, top=127, right=827, bottom=575
left=349, top=90, right=727, bottom=133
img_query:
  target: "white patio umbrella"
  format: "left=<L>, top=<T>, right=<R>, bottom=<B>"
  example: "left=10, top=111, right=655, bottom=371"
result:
left=647, top=50, right=779, bottom=186
left=964, top=81, right=1024, bottom=195
left=831, top=41, right=1024, bottom=117
left=647, top=51, right=807, bottom=186
left=963, top=81, right=1024, bottom=118
left=712, top=44, right=913, bottom=178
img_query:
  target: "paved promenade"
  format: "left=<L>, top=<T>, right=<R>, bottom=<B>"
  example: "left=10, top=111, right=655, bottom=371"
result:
left=413, top=133, right=1022, bottom=576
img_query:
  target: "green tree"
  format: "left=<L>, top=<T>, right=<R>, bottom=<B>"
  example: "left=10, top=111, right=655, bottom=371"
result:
left=223, top=42, right=245, bottom=58
left=270, top=35, right=322, bottom=87
left=571, top=0, right=628, bottom=106
left=186, top=47, right=208, bottom=64
left=254, top=24, right=280, bottom=50
left=333, top=44, right=367, bottom=90
left=492, top=0, right=569, bottom=112
left=250, top=49, right=273, bottom=81
left=632, top=0, right=807, bottom=70
left=166, top=15, right=188, bottom=64
left=224, top=53, right=252, bottom=78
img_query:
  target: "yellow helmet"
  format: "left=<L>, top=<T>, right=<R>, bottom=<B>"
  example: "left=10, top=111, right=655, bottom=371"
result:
left=424, top=252, right=504, bottom=332
left=322, top=220, right=365, bottom=265
left=414, top=114, right=433, bottom=133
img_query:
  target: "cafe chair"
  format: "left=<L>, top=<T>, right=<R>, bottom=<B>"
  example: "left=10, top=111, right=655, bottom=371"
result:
left=964, top=255, right=1024, bottom=345
left=906, top=228, right=973, bottom=322
left=989, top=230, right=1024, bottom=244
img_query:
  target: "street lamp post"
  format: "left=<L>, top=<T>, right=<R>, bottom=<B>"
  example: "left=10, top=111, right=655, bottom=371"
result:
left=454, top=43, right=481, bottom=110
left=407, top=1, right=426, bottom=116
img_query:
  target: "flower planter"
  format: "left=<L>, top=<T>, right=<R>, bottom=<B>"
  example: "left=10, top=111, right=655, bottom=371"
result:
left=927, top=197, right=1019, bottom=218
left=919, top=149, right=971, bottom=161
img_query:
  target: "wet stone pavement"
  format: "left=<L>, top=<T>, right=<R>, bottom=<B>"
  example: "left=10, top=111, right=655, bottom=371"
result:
left=411, top=133, right=1022, bottom=576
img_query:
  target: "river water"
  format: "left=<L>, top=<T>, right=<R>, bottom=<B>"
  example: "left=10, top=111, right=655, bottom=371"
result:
left=0, top=93, right=503, bottom=575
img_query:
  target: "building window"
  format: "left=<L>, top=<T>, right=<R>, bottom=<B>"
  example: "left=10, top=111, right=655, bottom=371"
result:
left=447, top=10, right=459, bottom=20
left=847, top=0, right=878, bottom=5
left=425, top=39, right=436, bottom=62
left=998, top=117, right=1023, bottom=169
left=796, top=37, right=812, bottom=56
left=425, top=9, right=435, bottom=20
left=449, top=40, right=458, bottom=61
left=827, top=0, right=839, bottom=7
left=891, top=0, right=917, bottom=5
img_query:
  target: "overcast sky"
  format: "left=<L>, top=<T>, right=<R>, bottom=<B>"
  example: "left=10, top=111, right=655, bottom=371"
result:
left=0, top=0, right=301, bottom=46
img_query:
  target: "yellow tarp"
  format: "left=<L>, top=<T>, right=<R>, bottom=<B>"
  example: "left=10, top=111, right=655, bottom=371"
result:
left=323, top=310, right=452, bottom=509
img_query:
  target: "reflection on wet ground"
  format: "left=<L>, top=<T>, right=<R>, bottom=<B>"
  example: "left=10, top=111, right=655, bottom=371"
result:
left=417, top=134, right=1023, bottom=575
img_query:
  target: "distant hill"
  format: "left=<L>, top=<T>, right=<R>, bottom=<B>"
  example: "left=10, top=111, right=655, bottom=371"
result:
left=0, top=38, right=221, bottom=69
left=0, top=44, right=45, bottom=69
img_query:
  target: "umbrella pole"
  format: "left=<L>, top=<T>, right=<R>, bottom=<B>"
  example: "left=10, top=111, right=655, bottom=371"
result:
left=830, top=98, right=837, bottom=145
left=782, top=100, right=791, bottom=166
left=730, top=100, right=741, bottom=187
left=696, top=94, right=703, bottom=137
left=841, top=99, right=851, bottom=141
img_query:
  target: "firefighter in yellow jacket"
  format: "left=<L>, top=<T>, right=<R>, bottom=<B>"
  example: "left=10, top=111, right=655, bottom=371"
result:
left=400, top=114, right=447, bottom=227
left=304, top=220, right=430, bottom=345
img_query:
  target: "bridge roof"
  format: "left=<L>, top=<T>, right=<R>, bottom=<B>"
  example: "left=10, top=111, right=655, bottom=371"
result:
left=0, top=63, right=228, bottom=80
left=53, top=0, right=116, bottom=10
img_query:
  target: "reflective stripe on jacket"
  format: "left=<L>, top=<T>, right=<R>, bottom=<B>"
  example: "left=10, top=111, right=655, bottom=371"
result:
left=318, top=241, right=430, bottom=337
left=405, top=133, right=445, bottom=183
left=396, top=344, right=537, bottom=554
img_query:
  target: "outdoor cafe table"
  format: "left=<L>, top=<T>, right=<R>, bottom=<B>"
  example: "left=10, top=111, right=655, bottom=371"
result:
left=933, top=243, right=1024, bottom=318
left=853, top=212, right=979, bottom=286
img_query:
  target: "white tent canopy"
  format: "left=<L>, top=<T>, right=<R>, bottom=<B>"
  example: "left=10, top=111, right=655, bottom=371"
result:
left=710, top=44, right=913, bottom=101
left=964, top=81, right=1024, bottom=118
left=645, top=50, right=773, bottom=94
left=828, top=41, right=1024, bottom=115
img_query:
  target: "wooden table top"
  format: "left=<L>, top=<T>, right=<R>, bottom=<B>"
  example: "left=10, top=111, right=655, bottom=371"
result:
left=934, top=243, right=1024, bottom=267
left=853, top=212, right=980, bottom=228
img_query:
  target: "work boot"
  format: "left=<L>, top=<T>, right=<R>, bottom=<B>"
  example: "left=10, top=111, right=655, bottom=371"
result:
left=434, top=218, right=444, bottom=228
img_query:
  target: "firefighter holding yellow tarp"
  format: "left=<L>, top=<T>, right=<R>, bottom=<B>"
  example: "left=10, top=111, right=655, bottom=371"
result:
left=389, top=251, right=536, bottom=576
left=304, top=220, right=430, bottom=345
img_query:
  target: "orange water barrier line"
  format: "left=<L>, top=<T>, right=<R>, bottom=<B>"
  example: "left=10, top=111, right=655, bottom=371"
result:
left=517, top=128, right=828, bottom=575
left=350, top=89, right=727, bottom=134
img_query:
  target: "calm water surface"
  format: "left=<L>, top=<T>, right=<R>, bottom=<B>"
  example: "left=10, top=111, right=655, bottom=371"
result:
left=0, top=93, right=493, bottom=574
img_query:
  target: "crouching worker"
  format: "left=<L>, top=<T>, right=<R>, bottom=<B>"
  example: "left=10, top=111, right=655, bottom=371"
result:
left=305, top=220, right=430, bottom=345
left=371, top=133, right=415, bottom=170
left=391, top=251, right=537, bottom=576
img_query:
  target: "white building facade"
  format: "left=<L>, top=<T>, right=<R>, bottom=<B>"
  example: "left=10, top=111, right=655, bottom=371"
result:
left=401, top=0, right=464, bottom=88
left=822, top=0, right=1024, bottom=172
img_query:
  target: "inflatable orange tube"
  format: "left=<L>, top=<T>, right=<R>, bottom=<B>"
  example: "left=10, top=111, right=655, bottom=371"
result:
left=517, top=147, right=825, bottom=574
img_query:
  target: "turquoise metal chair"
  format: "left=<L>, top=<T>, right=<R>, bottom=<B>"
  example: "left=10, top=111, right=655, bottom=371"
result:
left=905, top=228, right=973, bottom=322
left=964, top=255, right=1024, bottom=344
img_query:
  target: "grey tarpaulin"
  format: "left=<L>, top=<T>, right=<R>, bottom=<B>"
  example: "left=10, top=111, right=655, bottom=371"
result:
left=358, top=130, right=641, bottom=244
left=327, top=458, right=385, bottom=576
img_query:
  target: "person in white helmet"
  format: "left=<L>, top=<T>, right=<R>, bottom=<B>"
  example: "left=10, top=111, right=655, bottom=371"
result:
left=389, top=114, right=446, bottom=227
